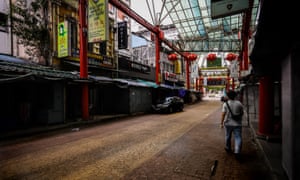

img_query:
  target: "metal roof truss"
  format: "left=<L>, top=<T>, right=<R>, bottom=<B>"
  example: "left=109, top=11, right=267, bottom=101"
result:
left=162, top=0, right=259, bottom=53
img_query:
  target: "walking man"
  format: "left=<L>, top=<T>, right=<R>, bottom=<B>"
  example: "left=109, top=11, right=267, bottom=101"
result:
left=220, top=90, right=244, bottom=157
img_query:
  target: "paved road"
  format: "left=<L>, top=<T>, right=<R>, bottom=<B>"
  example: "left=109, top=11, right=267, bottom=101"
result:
left=0, top=100, right=272, bottom=179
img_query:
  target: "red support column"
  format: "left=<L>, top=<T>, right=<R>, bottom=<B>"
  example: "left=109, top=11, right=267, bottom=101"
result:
left=238, top=55, right=243, bottom=71
left=79, top=0, right=89, bottom=120
left=258, top=76, right=274, bottom=136
left=155, top=34, right=160, bottom=85
left=226, top=77, right=230, bottom=92
left=243, top=40, right=249, bottom=70
left=186, top=60, right=190, bottom=89
left=196, top=78, right=199, bottom=91
left=231, top=77, right=235, bottom=90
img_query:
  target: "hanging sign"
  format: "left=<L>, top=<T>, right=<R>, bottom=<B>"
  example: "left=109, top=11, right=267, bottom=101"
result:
left=230, top=60, right=239, bottom=78
left=88, top=0, right=108, bottom=42
left=57, top=22, right=68, bottom=58
left=118, top=21, right=128, bottom=49
left=207, top=57, right=222, bottom=67
left=174, top=60, right=182, bottom=74
left=211, top=0, right=249, bottom=19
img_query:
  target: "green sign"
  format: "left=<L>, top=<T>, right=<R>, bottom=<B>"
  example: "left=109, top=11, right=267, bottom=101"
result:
left=207, top=57, right=222, bottom=68
left=57, top=22, right=68, bottom=58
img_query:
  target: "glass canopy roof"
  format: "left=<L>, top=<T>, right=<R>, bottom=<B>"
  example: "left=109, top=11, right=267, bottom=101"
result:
left=160, top=0, right=260, bottom=53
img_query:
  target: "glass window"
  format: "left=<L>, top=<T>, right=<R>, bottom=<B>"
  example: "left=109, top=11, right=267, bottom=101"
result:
left=0, top=12, right=8, bottom=32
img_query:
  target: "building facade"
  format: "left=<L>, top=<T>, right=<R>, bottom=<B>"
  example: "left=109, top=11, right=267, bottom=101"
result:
left=0, top=0, right=12, bottom=55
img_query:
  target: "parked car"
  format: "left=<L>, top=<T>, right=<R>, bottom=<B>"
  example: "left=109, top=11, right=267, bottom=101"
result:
left=152, top=96, right=184, bottom=113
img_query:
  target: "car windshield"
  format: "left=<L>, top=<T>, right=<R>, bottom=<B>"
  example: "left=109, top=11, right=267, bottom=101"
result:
left=165, top=97, right=173, bottom=102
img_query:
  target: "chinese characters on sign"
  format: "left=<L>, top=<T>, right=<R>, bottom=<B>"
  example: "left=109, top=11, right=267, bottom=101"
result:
left=88, top=0, right=108, bottom=42
left=57, top=22, right=68, bottom=58
left=118, top=21, right=128, bottom=49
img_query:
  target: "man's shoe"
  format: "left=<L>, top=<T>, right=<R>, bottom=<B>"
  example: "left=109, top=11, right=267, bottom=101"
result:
left=234, top=153, right=242, bottom=162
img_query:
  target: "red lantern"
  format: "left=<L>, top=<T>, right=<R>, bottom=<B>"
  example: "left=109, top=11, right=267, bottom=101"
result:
left=168, top=53, right=177, bottom=61
left=207, top=53, right=216, bottom=61
left=187, top=53, right=197, bottom=61
left=225, top=53, right=236, bottom=61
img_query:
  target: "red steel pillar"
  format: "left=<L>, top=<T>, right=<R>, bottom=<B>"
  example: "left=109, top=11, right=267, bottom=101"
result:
left=195, top=78, right=199, bottom=91
left=231, top=77, right=235, bottom=90
left=155, top=26, right=164, bottom=85
left=243, top=40, right=249, bottom=70
left=258, top=76, right=274, bottom=136
left=79, top=0, right=89, bottom=120
left=155, top=34, right=160, bottom=85
left=226, top=77, right=229, bottom=92
left=186, top=60, right=190, bottom=89
left=155, top=35, right=161, bottom=84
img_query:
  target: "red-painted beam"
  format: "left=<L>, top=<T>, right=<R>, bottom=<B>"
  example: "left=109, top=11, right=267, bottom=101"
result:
left=109, top=0, right=187, bottom=58
left=161, top=38, right=186, bottom=57
left=109, top=0, right=158, bottom=34
left=109, top=0, right=191, bottom=88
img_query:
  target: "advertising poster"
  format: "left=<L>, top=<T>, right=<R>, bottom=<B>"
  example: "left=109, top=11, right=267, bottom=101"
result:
left=57, top=22, right=68, bottom=58
left=118, top=22, right=128, bottom=49
left=174, top=60, right=182, bottom=74
left=88, top=0, right=108, bottom=42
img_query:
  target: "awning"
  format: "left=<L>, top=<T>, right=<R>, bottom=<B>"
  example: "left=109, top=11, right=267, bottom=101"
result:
left=113, top=78, right=150, bottom=88
left=159, top=83, right=182, bottom=90
left=136, top=79, right=159, bottom=88
left=0, top=54, right=31, bottom=64
left=0, top=54, right=80, bottom=81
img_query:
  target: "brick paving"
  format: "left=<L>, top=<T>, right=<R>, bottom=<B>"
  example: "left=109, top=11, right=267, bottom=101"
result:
left=122, top=107, right=274, bottom=180
left=0, top=101, right=280, bottom=180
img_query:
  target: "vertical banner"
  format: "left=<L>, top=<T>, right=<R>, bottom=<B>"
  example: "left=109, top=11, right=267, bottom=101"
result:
left=88, top=0, right=108, bottom=42
left=118, top=21, right=128, bottom=49
left=230, top=60, right=239, bottom=78
left=190, top=62, right=199, bottom=78
left=203, top=77, right=207, bottom=86
left=57, top=22, right=68, bottom=58
left=174, top=60, right=182, bottom=74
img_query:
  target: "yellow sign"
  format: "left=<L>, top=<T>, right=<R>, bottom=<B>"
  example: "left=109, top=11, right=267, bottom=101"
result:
left=174, top=60, right=182, bottom=74
left=57, top=22, right=68, bottom=58
left=88, top=0, right=108, bottom=42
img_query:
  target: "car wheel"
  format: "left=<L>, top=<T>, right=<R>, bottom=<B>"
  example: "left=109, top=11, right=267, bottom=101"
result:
left=168, top=106, right=173, bottom=113
left=179, top=105, right=184, bottom=111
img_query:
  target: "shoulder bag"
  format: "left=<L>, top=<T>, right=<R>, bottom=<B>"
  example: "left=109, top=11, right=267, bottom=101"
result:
left=225, top=101, right=242, bottom=121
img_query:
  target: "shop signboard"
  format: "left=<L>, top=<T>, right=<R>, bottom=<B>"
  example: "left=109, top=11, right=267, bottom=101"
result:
left=118, top=21, right=128, bottom=49
left=57, top=22, right=68, bottom=58
left=211, top=0, right=249, bottom=19
left=207, top=57, right=222, bottom=68
left=88, top=0, right=108, bottom=42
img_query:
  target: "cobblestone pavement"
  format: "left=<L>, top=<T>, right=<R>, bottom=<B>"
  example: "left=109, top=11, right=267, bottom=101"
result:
left=0, top=100, right=273, bottom=180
